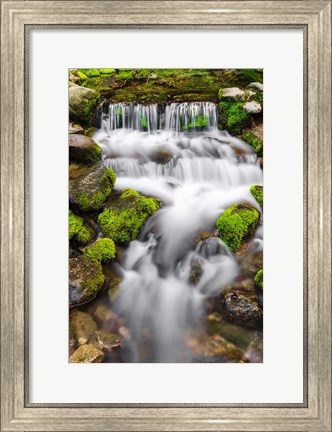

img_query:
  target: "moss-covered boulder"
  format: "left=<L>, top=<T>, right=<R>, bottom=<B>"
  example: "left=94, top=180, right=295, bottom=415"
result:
left=219, top=100, right=252, bottom=135
left=98, top=188, right=160, bottom=243
left=69, top=84, right=100, bottom=127
left=250, top=185, right=263, bottom=207
left=69, top=344, right=104, bottom=363
left=69, top=134, right=101, bottom=165
left=69, top=165, right=116, bottom=212
left=216, top=203, right=260, bottom=251
left=69, top=211, right=94, bottom=245
left=83, top=238, right=116, bottom=263
left=69, top=256, right=105, bottom=306
left=242, top=131, right=263, bottom=155
left=254, top=269, right=263, bottom=290
left=95, top=330, right=121, bottom=352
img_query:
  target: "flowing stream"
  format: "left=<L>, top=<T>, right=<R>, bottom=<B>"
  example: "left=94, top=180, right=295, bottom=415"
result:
left=93, top=102, right=263, bottom=362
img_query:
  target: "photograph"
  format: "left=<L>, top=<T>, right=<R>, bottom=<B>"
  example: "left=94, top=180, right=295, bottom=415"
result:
left=68, top=68, right=264, bottom=363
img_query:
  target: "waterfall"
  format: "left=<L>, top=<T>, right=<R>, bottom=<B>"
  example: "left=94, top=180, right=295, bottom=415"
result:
left=93, top=102, right=263, bottom=362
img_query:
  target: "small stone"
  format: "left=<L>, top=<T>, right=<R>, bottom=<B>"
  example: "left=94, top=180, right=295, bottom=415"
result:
left=221, top=87, right=245, bottom=100
left=69, top=122, right=84, bottom=134
left=243, top=101, right=262, bottom=114
left=69, top=344, right=104, bottom=363
left=247, top=82, right=263, bottom=91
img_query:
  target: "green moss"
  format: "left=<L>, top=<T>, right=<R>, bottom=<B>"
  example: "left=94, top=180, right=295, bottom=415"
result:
left=84, top=257, right=105, bottom=296
left=69, top=211, right=94, bottom=245
left=80, top=69, right=101, bottom=77
left=77, top=70, right=88, bottom=80
left=219, top=100, right=251, bottom=135
left=250, top=185, right=263, bottom=207
left=99, top=69, right=116, bottom=76
left=181, top=115, right=210, bottom=130
left=120, top=188, right=140, bottom=199
left=242, top=131, right=263, bottom=155
left=254, top=269, right=263, bottom=290
left=80, top=92, right=100, bottom=128
left=84, top=238, right=116, bottom=263
left=98, top=192, right=160, bottom=243
left=77, top=168, right=116, bottom=211
left=216, top=203, right=260, bottom=251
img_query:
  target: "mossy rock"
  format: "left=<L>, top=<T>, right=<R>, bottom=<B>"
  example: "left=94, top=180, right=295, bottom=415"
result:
left=95, top=330, right=121, bottom=352
left=83, top=238, right=116, bottom=263
left=69, top=165, right=116, bottom=212
left=98, top=188, right=160, bottom=244
left=219, top=100, right=252, bottom=135
left=69, top=84, right=100, bottom=127
left=69, top=134, right=101, bottom=165
left=216, top=203, right=260, bottom=251
left=250, top=185, right=263, bottom=208
left=69, top=344, right=104, bottom=363
left=69, top=211, right=94, bottom=245
left=254, top=269, right=263, bottom=290
left=242, top=131, right=263, bottom=155
left=69, top=256, right=105, bottom=306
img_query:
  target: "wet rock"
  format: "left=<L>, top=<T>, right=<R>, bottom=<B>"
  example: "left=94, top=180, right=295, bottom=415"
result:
left=69, top=310, right=97, bottom=346
left=98, top=188, right=160, bottom=243
left=216, top=203, right=260, bottom=252
left=188, top=256, right=204, bottom=285
left=69, top=256, right=104, bottom=307
left=246, top=335, right=263, bottom=362
left=188, top=333, right=248, bottom=363
left=95, top=330, right=121, bottom=352
left=254, top=269, right=263, bottom=290
left=242, top=131, right=263, bottom=155
left=219, top=289, right=263, bottom=330
left=69, top=165, right=116, bottom=212
left=107, top=271, right=122, bottom=303
left=195, top=231, right=215, bottom=244
left=196, top=236, right=230, bottom=259
left=150, top=148, right=173, bottom=164
left=69, top=344, right=104, bottom=363
left=69, top=84, right=100, bottom=127
left=69, top=134, right=101, bottom=165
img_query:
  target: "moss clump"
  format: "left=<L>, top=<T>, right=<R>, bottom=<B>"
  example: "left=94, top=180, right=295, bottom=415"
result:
left=250, top=185, right=263, bottom=208
left=98, top=191, right=160, bottom=243
left=69, top=211, right=94, bottom=245
left=83, top=238, right=116, bottom=263
left=120, top=188, right=140, bottom=199
left=219, top=100, right=252, bottom=135
left=242, top=131, right=263, bottom=155
left=254, top=269, right=263, bottom=290
left=216, top=203, right=260, bottom=251
left=181, top=115, right=210, bottom=130
left=99, top=68, right=116, bottom=76
left=77, top=168, right=116, bottom=211
left=77, top=70, right=88, bottom=80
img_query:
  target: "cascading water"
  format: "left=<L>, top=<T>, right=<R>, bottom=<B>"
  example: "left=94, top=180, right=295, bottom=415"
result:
left=93, top=102, right=263, bottom=362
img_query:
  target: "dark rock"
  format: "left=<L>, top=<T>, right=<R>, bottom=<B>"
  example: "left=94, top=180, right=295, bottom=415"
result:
left=69, top=134, right=101, bottom=165
left=69, top=256, right=104, bottom=307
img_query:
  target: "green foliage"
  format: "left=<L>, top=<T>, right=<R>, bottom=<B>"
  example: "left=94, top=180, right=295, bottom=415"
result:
left=77, top=70, right=88, bottom=80
left=242, top=131, right=263, bottom=155
left=120, top=188, right=140, bottom=199
left=216, top=203, right=260, bottom=251
left=98, top=192, right=160, bottom=243
left=77, top=168, right=116, bottom=211
left=254, top=269, right=263, bottom=290
left=84, top=238, right=116, bottom=263
left=219, top=100, right=251, bottom=135
left=79, top=92, right=101, bottom=128
left=250, top=185, right=263, bottom=208
left=69, top=211, right=94, bottom=245
left=80, top=69, right=101, bottom=77
left=99, top=69, right=116, bottom=76
left=181, top=115, right=210, bottom=130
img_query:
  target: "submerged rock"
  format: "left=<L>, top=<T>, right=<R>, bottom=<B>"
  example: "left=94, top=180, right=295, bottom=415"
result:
left=69, top=134, right=101, bottom=165
left=188, top=333, right=248, bottom=363
left=95, top=330, right=121, bottom=352
left=219, top=289, right=263, bottom=330
left=195, top=236, right=230, bottom=259
left=69, top=165, right=116, bottom=211
left=69, top=310, right=97, bottom=346
left=98, top=188, right=160, bottom=243
left=216, top=203, right=260, bottom=252
left=69, top=256, right=104, bottom=306
left=69, top=84, right=100, bottom=127
left=69, top=344, right=104, bottom=363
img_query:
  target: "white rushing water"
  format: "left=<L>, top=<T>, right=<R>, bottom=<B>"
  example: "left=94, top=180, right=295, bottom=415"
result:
left=93, top=102, right=263, bottom=362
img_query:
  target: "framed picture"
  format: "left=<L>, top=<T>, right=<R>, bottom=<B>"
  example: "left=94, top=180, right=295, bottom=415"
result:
left=1, top=1, right=331, bottom=431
